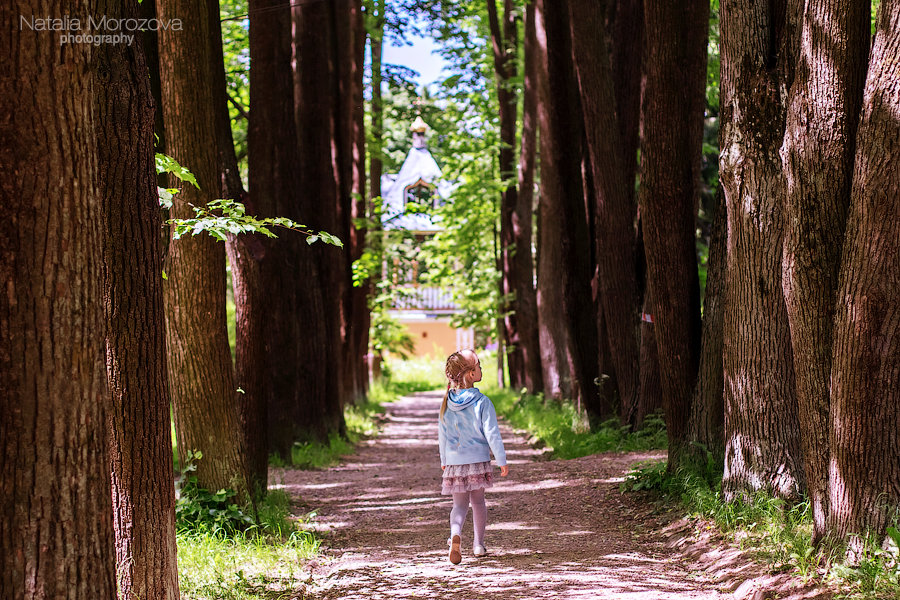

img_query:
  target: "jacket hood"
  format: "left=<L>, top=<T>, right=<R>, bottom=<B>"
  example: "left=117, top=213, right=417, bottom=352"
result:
left=447, top=387, right=484, bottom=411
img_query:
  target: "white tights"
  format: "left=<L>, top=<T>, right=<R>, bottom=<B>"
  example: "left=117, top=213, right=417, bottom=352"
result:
left=450, top=488, right=487, bottom=547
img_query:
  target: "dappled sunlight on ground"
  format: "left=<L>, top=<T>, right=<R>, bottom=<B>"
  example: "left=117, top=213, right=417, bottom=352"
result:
left=277, top=391, right=730, bottom=599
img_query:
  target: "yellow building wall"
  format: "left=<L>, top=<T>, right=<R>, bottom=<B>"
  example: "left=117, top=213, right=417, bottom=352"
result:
left=403, top=320, right=464, bottom=358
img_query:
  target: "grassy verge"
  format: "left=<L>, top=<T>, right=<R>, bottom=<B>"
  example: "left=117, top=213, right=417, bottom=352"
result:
left=622, top=461, right=900, bottom=599
left=178, top=490, right=320, bottom=600
left=477, top=352, right=667, bottom=459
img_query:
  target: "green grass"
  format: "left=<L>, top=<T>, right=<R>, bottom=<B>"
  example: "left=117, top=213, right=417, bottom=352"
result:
left=378, top=355, right=446, bottom=394
left=269, top=399, right=387, bottom=470
left=177, top=490, right=320, bottom=600
left=476, top=349, right=667, bottom=459
left=483, top=384, right=668, bottom=459
left=621, top=461, right=900, bottom=599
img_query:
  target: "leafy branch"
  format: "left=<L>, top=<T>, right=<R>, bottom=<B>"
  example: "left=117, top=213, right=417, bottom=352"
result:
left=170, top=199, right=343, bottom=247
left=155, top=152, right=342, bottom=248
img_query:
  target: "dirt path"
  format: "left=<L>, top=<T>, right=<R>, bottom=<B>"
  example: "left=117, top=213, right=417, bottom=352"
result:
left=276, top=391, right=730, bottom=599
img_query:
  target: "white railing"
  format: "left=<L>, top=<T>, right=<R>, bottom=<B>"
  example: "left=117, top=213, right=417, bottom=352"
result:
left=391, top=286, right=458, bottom=311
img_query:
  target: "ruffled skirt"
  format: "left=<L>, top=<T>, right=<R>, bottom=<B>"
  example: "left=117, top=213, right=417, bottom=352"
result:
left=441, top=461, right=494, bottom=495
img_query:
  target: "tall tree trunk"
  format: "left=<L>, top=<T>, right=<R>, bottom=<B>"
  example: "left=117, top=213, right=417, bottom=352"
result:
left=827, top=0, right=900, bottom=541
left=569, top=0, right=642, bottom=423
left=246, top=0, right=342, bottom=460
left=364, top=0, right=386, bottom=388
left=96, top=1, right=180, bottom=596
left=688, top=187, right=726, bottom=460
left=487, top=0, right=523, bottom=389
left=515, top=0, right=543, bottom=393
left=332, top=0, right=358, bottom=407
left=639, top=0, right=707, bottom=469
left=348, top=0, right=370, bottom=402
left=606, top=0, right=643, bottom=206
left=368, top=0, right=385, bottom=211
left=539, top=0, right=601, bottom=418
left=208, top=0, right=270, bottom=497
left=534, top=0, right=573, bottom=400
left=720, top=0, right=804, bottom=500
left=1, top=2, right=117, bottom=593
left=159, top=0, right=250, bottom=498
left=293, top=0, right=352, bottom=439
left=780, top=0, right=869, bottom=542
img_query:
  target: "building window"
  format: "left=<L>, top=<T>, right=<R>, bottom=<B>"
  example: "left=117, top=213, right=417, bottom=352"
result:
left=404, top=180, right=441, bottom=209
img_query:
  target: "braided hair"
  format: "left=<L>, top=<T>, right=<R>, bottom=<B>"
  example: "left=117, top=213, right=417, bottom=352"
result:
left=439, top=349, right=478, bottom=421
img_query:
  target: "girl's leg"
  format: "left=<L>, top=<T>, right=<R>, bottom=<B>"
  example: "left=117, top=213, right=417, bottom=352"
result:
left=469, top=488, right=487, bottom=547
left=449, top=491, right=471, bottom=537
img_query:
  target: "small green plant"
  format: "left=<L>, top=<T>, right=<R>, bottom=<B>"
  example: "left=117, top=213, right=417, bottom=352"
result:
left=175, top=451, right=253, bottom=535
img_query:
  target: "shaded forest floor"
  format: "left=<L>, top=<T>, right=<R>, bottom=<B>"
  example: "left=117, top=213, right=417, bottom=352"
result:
left=274, top=391, right=835, bottom=599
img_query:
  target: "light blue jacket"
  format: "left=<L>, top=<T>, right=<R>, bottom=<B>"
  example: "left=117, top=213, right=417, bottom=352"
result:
left=438, top=388, right=507, bottom=467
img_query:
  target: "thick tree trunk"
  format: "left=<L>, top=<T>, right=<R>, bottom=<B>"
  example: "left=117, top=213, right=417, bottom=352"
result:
left=348, top=1, right=370, bottom=401
left=534, top=0, right=572, bottom=400
left=569, top=0, right=642, bottom=423
left=537, top=0, right=600, bottom=415
left=95, top=2, right=180, bottom=596
left=0, top=3, right=117, bottom=593
left=207, top=0, right=270, bottom=497
left=827, top=0, right=900, bottom=541
left=246, top=0, right=342, bottom=461
left=605, top=0, right=643, bottom=207
left=540, top=0, right=601, bottom=418
left=159, top=0, right=250, bottom=498
left=688, top=187, right=726, bottom=460
left=294, top=0, right=347, bottom=435
left=639, top=0, right=707, bottom=468
left=487, top=0, right=523, bottom=389
left=780, top=0, right=869, bottom=542
left=514, top=0, right=543, bottom=394
left=332, top=0, right=359, bottom=407
left=720, top=0, right=804, bottom=500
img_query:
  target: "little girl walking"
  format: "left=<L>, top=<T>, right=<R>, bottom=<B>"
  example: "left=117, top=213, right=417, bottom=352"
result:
left=438, top=349, right=508, bottom=564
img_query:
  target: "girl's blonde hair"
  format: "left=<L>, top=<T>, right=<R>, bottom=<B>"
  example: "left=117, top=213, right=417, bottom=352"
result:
left=439, top=349, right=478, bottom=421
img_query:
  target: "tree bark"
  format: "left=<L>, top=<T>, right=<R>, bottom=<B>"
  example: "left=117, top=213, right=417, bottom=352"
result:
left=569, top=0, right=642, bottom=423
left=538, top=0, right=601, bottom=419
left=514, top=0, right=543, bottom=394
left=0, top=2, right=117, bottom=593
left=332, top=0, right=359, bottom=407
left=294, top=0, right=347, bottom=435
left=534, top=0, right=572, bottom=401
left=639, top=0, right=707, bottom=468
left=207, top=0, right=270, bottom=497
left=487, top=0, right=524, bottom=389
left=688, top=187, right=726, bottom=460
left=348, top=0, right=370, bottom=402
left=827, top=0, right=900, bottom=541
left=95, top=1, right=180, bottom=596
left=635, top=285, right=662, bottom=427
left=780, top=0, right=869, bottom=542
left=244, top=0, right=344, bottom=463
left=720, top=0, right=804, bottom=499
left=159, top=0, right=250, bottom=498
